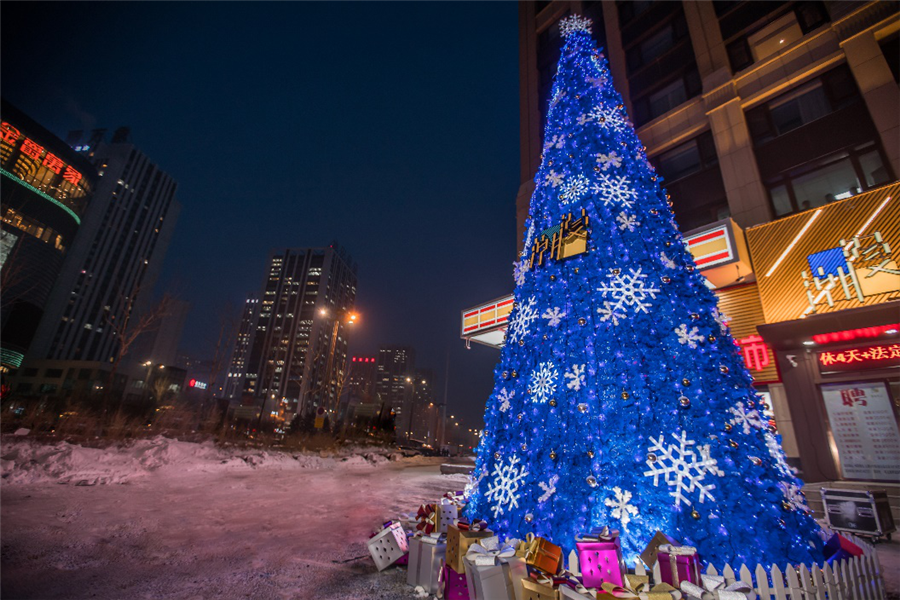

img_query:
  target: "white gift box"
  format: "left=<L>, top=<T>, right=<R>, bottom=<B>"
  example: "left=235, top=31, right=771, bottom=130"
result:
left=462, top=538, right=527, bottom=600
left=367, top=522, right=409, bottom=571
left=407, top=536, right=446, bottom=593
left=560, top=583, right=599, bottom=600
left=437, top=498, right=459, bottom=534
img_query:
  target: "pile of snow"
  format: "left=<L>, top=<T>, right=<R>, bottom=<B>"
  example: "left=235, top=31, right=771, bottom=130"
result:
left=0, top=436, right=413, bottom=486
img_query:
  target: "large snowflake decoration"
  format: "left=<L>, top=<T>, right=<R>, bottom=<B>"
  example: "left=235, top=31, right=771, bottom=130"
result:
left=565, top=364, right=586, bottom=391
left=604, top=487, right=639, bottom=531
left=513, top=260, right=529, bottom=286
left=596, top=151, right=623, bottom=171
left=542, top=307, right=566, bottom=327
left=464, top=469, right=486, bottom=500
left=616, top=211, right=639, bottom=232
left=485, top=455, right=529, bottom=517
left=530, top=361, right=558, bottom=403
left=537, top=475, right=559, bottom=503
left=779, top=482, right=810, bottom=513
left=588, top=105, right=628, bottom=132
left=765, top=432, right=796, bottom=477
left=728, top=401, right=764, bottom=434
left=586, top=75, right=607, bottom=89
left=549, top=90, right=566, bottom=111
left=545, top=170, right=564, bottom=188
left=559, top=14, right=592, bottom=37
left=593, top=174, right=637, bottom=208
left=543, top=134, right=565, bottom=153
left=508, top=296, right=538, bottom=343
left=560, top=175, right=591, bottom=204
left=497, top=388, right=514, bottom=413
left=643, top=430, right=723, bottom=506
left=675, top=324, right=704, bottom=349
left=596, top=268, right=660, bottom=324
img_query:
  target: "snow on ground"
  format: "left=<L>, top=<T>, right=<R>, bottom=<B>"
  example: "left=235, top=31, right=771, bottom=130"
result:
left=2, top=437, right=897, bottom=599
left=2, top=436, right=464, bottom=600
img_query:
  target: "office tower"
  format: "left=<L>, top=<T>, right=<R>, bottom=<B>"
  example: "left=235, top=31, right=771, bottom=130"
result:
left=409, top=368, right=437, bottom=444
left=224, top=293, right=259, bottom=400
left=243, top=245, right=357, bottom=423
left=0, top=99, right=97, bottom=372
left=28, top=127, right=181, bottom=365
left=375, top=346, right=416, bottom=438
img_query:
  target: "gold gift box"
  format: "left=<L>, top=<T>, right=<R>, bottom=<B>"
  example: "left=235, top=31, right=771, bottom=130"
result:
left=522, top=577, right=559, bottom=600
left=446, top=524, right=493, bottom=574
left=525, top=536, right=562, bottom=575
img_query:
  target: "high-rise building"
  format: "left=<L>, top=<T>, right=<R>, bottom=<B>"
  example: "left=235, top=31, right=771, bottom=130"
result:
left=348, top=355, right=378, bottom=398
left=28, top=127, right=181, bottom=364
left=224, top=293, right=259, bottom=400
left=409, top=368, right=438, bottom=444
left=375, top=345, right=416, bottom=439
left=1, top=99, right=97, bottom=372
left=243, top=245, right=357, bottom=423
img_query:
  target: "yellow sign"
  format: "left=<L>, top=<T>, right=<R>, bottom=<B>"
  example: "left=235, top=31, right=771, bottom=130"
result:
left=529, top=208, right=590, bottom=268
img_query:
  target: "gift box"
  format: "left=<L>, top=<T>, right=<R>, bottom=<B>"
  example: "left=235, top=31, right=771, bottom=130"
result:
left=442, top=561, right=471, bottom=600
left=559, top=583, right=619, bottom=600
left=407, top=535, right=446, bottom=594
left=416, top=503, right=439, bottom=536
left=823, top=533, right=864, bottom=565
left=525, top=535, right=563, bottom=575
left=522, top=575, right=559, bottom=600
left=575, top=528, right=626, bottom=587
left=367, top=521, right=409, bottom=571
left=657, top=544, right=701, bottom=587
left=597, top=574, right=681, bottom=600
left=447, top=523, right=494, bottom=574
left=463, top=538, right=527, bottom=600
left=639, top=531, right=679, bottom=569
left=437, top=497, right=460, bottom=534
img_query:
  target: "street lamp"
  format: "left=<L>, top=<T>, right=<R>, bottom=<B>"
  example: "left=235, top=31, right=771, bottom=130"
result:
left=319, top=307, right=358, bottom=415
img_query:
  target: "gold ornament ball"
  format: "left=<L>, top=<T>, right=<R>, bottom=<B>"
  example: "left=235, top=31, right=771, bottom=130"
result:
left=550, top=451, right=557, bottom=460
left=682, top=378, right=691, bottom=386
left=525, top=513, right=534, bottom=522
left=578, top=318, right=586, bottom=326
left=750, top=456, right=762, bottom=466
left=650, top=209, right=659, bottom=215
left=502, top=371, right=509, bottom=379
left=512, top=370, right=518, bottom=378
left=550, top=275, right=556, bottom=281
left=577, top=403, right=588, bottom=413
left=665, top=241, right=672, bottom=247
left=719, top=365, right=729, bottom=374
left=574, top=267, right=579, bottom=273
left=781, top=501, right=792, bottom=511
left=661, top=276, right=671, bottom=284
left=767, top=425, right=778, bottom=434
left=679, top=395, right=691, bottom=408
left=542, top=334, right=548, bottom=341
left=586, top=476, right=598, bottom=487
left=691, top=509, right=701, bottom=520
left=517, top=413, right=524, bottom=421
left=621, top=391, right=630, bottom=400
left=549, top=399, right=557, bottom=407
left=494, top=452, right=501, bottom=460
left=690, top=313, right=699, bottom=320
left=612, top=268, right=621, bottom=275
left=729, top=439, right=738, bottom=449
left=724, top=423, right=733, bottom=433
left=686, top=266, right=695, bottom=273
left=587, top=450, right=594, bottom=458
left=746, top=400, right=755, bottom=409
left=647, top=453, right=657, bottom=462
left=707, top=334, right=716, bottom=343
left=518, top=339, right=525, bottom=347
left=521, top=443, right=528, bottom=451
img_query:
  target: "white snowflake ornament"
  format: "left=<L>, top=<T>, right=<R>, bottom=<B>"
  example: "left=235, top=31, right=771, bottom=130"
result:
left=559, top=14, right=592, bottom=38
left=497, top=388, right=514, bottom=413
left=545, top=170, right=564, bottom=188
left=542, top=307, right=566, bottom=327
left=779, top=482, right=810, bottom=513
left=530, top=361, right=559, bottom=404
left=675, top=324, right=704, bottom=349
left=728, top=401, right=764, bottom=434
left=643, top=430, right=724, bottom=506
left=604, top=487, right=639, bottom=531
left=508, top=296, right=539, bottom=343
left=565, top=364, right=586, bottom=391
left=660, top=252, right=677, bottom=269
left=593, top=174, right=637, bottom=208
left=712, top=307, right=730, bottom=335
left=616, top=212, right=639, bottom=232
left=588, top=105, right=628, bottom=133
left=596, top=268, right=660, bottom=325
left=596, top=152, right=622, bottom=171
left=513, top=260, right=529, bottom=286
left=560, top=175, right=591, bottom=204
left=765, top=432, right=796, bottom=477
left=537, top=475, right=559, bottom=503
left=485, top=455, right=529, bottom=517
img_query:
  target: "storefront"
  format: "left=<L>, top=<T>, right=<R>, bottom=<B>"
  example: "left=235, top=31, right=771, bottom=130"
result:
left=749, top=182, right=900, bottom=484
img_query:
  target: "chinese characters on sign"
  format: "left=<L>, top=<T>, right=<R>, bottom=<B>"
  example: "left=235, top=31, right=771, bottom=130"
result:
left=738, top=334, right=771, bottom=372
left=821, top=382, right=900, bottom=480
left=802, top=231, right=900, bottom=316
left=529, top=209, right=590, bottom=269
left=0, top=121, right=82, bottom=185
left=818, top=343, right=900, bottom=373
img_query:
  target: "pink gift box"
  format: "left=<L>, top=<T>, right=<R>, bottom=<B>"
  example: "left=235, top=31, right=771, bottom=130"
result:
left=442, top=562, right=471, bottom=600
left=657, top=544, right=701, bottom=586
left=575, top=536, right=626, bottom=587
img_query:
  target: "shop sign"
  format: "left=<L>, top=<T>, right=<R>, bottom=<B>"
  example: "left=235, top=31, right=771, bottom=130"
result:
left=817, top=343, right=900, bottom=373
left=462, top=296, right=514, bottom=336
left=684, top=223, right=734, bottom=268
left=821, top=381, right=900, bottom=480
left=528, top=208, right=589, bottom=268
left=738, top=335, right=771, bottom=372
left=746, top=184, right=900, bottom=324
left=1, top=121, right=83, bottom=185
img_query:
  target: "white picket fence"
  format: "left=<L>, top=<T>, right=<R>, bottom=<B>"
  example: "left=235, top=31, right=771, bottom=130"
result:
left=634, top=532, right=886, bottom=600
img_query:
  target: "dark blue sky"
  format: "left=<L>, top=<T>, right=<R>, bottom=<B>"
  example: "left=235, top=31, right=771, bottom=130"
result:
left=1, top=2, right=520, bottom=430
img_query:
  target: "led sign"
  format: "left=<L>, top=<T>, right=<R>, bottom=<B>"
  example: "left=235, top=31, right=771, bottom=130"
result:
left=817, top=343, right=900, bottom=373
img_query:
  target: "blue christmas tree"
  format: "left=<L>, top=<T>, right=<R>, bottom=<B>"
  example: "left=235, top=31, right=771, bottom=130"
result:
left=466, top=15, right=823, bottom=568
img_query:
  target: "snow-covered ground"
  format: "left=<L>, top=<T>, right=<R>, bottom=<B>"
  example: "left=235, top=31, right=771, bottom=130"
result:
left=1, top=436, right=465, bottom=599
left=2, top=436, right=897, bottom=599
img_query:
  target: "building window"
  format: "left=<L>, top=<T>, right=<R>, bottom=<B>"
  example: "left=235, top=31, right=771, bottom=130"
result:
left=654, top=131, right=718, bottom=182
left=617, top=0, right=654, bottom=26
left=633, top=66, right=700, bottom=126
left=881, top=32, right=900, bottom=84
left=766, top=143, right=892, bottom=216
left=746, top=65, right=860, bottom=146
left=625, top=13, right=688, bottom=74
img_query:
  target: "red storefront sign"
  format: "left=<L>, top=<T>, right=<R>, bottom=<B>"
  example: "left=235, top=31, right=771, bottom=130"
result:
left=1, top=121, right=82, bottom=185
left=738, top=335, right=771, bottom=372
left=818, top=343, right=900, bottom=373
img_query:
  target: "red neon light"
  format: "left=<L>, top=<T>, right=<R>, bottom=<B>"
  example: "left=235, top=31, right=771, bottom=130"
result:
left=738, top=335, right=771, bottom=372
left=189, top=378, right=197, bottom=388
left=0, top=122, right=21, bottom=144
left=687, top=229, right=725, bottom=245
left=352, top=357, right=357, bottom=362
left=63, top=165, right=82, bottom=185
left=819, top=344, right=900, bottom=366
left=812, top=324, right=899, bottom=345
left=694, top=250, right=731, bottom=266
left=42, top=153, right=65, bottom=174
left=19, top=138, right=44, bottom=161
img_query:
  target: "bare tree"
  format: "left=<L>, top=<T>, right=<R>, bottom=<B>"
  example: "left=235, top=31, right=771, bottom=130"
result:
left=206, top=303, right=240, bottom=402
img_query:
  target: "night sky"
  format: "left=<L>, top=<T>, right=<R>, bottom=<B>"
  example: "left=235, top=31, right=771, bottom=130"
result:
left=1, top=2, right=520, bottom=430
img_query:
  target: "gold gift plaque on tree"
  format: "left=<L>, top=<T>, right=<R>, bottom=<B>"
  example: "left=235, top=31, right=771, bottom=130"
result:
left=529, top=208, right=590, bottom=268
